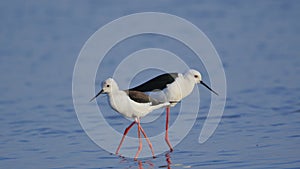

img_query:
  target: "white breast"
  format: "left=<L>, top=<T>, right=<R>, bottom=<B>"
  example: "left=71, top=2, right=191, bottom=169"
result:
left=165, top=74, right=195, bottom=105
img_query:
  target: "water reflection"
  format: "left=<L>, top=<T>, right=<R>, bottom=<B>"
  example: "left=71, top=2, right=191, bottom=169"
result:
left=137, top=160, right=155, bottom=169
left=119, top=152, right=173, bottom=169
left=140, top=152, right=172, bottom=169
left=158, top=152, right=172, bottom=169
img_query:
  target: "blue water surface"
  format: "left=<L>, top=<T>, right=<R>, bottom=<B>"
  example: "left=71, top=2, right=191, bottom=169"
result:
left=1, top=0, right=300, bottom=168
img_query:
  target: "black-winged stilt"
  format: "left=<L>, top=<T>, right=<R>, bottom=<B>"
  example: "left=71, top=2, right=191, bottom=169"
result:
left=129, top=69, right=218, bottom=151
left=90, top=78, right=170, bottom=160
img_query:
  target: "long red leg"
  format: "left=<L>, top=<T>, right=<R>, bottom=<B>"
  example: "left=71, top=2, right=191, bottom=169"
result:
left=134, top=119, right=142, bottom=160
left=165, top=106, right=173, bottom=151
left=139, top=125, right=155, bottom=158
left=116, top=121, right=136, bottom=155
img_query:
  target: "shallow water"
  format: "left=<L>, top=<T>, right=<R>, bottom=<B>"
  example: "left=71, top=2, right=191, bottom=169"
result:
left=1, top=1, right=300, bottom=168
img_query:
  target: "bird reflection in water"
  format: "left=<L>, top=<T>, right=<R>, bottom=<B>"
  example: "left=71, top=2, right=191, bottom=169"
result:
left=157, top=152, right=172, bottom=169
left=119, top=152, right=173, bottom=169
left=137, top=152, right=173, bottom=169
left=137, top=160, right=155, bottom=169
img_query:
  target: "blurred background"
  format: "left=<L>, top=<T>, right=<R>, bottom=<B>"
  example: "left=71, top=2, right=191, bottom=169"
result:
left=0, top=0, right=299, bottom=168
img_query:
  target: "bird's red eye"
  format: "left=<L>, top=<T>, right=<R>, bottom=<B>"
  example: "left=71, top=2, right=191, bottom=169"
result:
left=194, top=75, right=198, bottom=78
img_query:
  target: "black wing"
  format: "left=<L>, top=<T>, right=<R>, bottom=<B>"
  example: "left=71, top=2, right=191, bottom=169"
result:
left=129, top=73, right=178, bottom=92
left=124, top=90, right=162, bottom=105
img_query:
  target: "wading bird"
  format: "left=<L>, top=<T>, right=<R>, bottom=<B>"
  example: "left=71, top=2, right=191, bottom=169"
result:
left=90, top=78, right=170, bottom=160
left=129, top=69, right=218, bottom=151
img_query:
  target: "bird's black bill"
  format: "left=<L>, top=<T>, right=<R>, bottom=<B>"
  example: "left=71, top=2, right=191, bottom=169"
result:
left=200, top=81, right=219, bottom=96
left=89, top=89, right=103, bottom=102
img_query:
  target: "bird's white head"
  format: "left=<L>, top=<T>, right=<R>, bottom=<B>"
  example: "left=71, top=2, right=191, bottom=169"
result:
left=101, top=78, right=119, bottom=93
left=89, top=78, right=119, bottom=102
left=185, top=69, right=219, bottom=96
left=186, top=69, right=202, bottom=84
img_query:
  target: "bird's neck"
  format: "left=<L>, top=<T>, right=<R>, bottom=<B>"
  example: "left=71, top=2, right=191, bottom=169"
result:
left=108, top=89, right=122, bottom=97
left=182, top=76, right=196, bottom=96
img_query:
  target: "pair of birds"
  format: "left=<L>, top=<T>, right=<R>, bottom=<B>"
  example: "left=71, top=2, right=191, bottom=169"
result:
left=90, top=69, right=218, bottom=160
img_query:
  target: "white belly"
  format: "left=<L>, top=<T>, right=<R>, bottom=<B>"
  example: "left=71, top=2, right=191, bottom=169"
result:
left=108, top=91, right=160, bottom=118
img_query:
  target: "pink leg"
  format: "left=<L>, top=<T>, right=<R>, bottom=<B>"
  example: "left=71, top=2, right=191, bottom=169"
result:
left=116, top=121, right=136, bottom=155
left=165, top=106, right=173, bottom=151
left=140, top=125, right=155, bottom=158
left=134, top=119, right=142, bottom=160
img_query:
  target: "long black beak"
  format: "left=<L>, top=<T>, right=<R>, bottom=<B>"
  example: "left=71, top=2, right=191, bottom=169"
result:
left=89, top=89, right=104, bottom=102
left=200, top=81, right=219, bottom=96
